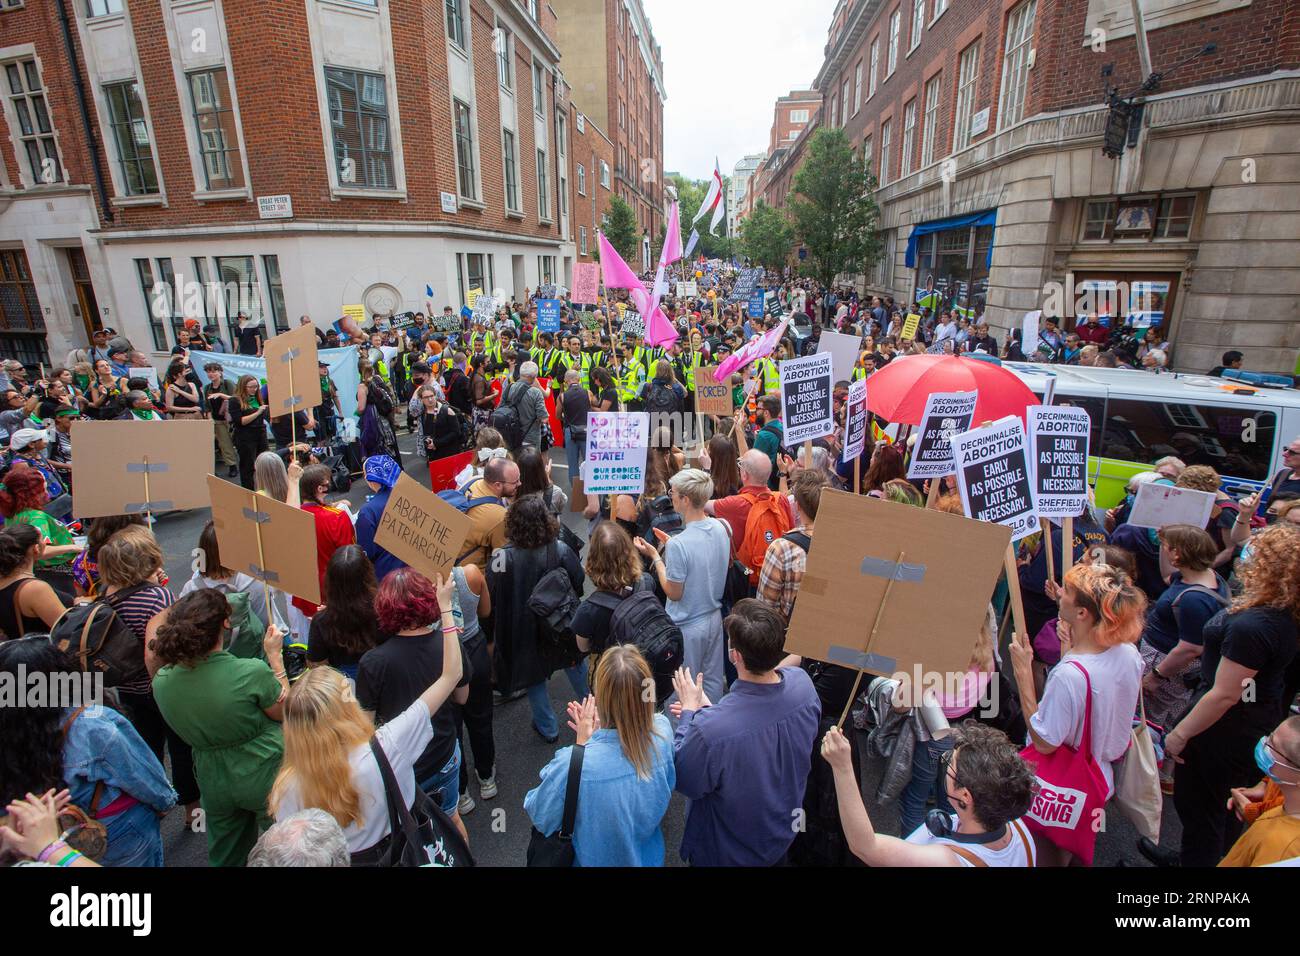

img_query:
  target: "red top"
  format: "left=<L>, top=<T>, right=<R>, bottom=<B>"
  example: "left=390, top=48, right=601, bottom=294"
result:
left=291, top=502, right=356, bottom=616
left=712, top=485, right=793, bottom=545
left=1075, top=322, right=1110, bottom=345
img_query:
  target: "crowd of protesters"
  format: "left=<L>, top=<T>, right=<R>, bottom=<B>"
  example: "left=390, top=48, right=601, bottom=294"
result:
left=1, top=263, right=1297, bottom=870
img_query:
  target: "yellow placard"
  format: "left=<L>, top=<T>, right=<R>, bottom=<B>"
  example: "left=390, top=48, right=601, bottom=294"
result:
left=341, top=303, right=366, bottom=326
left=467, top=287, right=484, bottom=308
left=901, top=314, right=921, bottom=340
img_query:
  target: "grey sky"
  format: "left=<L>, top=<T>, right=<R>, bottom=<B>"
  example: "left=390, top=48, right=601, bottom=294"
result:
left=643, top=0, right=838, bottom=181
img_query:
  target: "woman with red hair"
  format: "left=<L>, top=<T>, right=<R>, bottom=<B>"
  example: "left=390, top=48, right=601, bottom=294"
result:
left=355, top=568, right=471, bottom=840
left=1009, top=561, right=1146, bottom=865
left=0, top=464, right=80, bottom=599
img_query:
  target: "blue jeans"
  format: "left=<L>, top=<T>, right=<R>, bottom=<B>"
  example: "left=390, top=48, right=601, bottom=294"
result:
left=898, top=736, right=956, bottom=838
left=418, top=741, right=462, bottom=816
left=527, top=664, right=590, bottom=739
left=564, top=428, right=587, bottom=480
left=100, top=801, right=164, bottom=867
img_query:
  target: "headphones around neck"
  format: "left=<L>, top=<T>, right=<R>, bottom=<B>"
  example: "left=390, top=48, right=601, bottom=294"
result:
left=925, top=809, right=1008, bottom=845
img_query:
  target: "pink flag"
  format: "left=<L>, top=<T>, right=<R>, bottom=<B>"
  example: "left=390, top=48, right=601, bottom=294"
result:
left=662, top=201, right=683, bottom=265
left=713, top=318, right=790, bottom=381
left=598, top=231, right=643, bottom=292
left=644, top=306, right=678, bottom=348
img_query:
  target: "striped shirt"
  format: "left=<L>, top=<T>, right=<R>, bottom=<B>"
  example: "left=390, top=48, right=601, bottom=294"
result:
left=107, top=584, right=174, bottom=694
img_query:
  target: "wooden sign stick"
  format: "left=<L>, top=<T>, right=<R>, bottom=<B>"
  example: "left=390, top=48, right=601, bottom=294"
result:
left=142, top=454, right=153, bottom=529
left=289, top=360, right=297, bottom=453
left=853, top=455, right=861, bottom=496
left=837, top=548, right=906, bottom=729
left=926, top=476, right=943, bottom=509
left=1042, top=517, right=1055, bottom=583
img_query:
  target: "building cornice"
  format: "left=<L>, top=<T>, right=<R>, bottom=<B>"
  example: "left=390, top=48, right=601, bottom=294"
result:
left=814, top=0, right=883, bottom=92
left=87, top=218, right=571, bottom=247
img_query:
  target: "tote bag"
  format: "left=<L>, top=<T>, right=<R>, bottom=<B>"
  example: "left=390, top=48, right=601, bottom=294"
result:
left=1019, top=660, right=1109, bottom=865
left=1112, top=695, right=1162, bottom=842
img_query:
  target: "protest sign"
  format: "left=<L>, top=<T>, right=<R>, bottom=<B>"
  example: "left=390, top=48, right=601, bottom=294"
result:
left=907, top=391, right=979, bottom=480
left=1027, top=405, right=1090, bottom=518
left=471, top=295, right=496, bottom=323
left=466, top=288, right=483, bottom=308
left=950, top=415, right=1039, bottom=542
left=900, top=314, right=920, bottom=340
left=572, top=262, right=601, bottom=305
left=389, top=312, right=416, bottom=331
left=341, top=304, right=366, bottom=327
left=431, top=313, right=463, bottom=334
left=677, top=280, right=697, bottom=298
left=747, top=290, right=765, bottom=319
left=373, top=472, right=472, bottom=583
left=206, top=474, right=321, bottom=605
left=694, top=366, right=733, bottom=416
left=189, top=346, right=360, bottom=420
left=584, top=411, right=649, bottom=495
left=263, top=323, right=322, bottom=418
left=784, top=489, right=1011, bottom=679
left=817, top=329, right=863, bottom=385
left=122, top=365, right=160, bottom=391
left=780, top=353, right=835, bottom=446
left=1020, top=310, right=1042, bottom=355
left=537, top=284, right=559, bottom=300
left=537, top=299, right=562, bottom=333
left=843, top=379, right=869, bottom=464
left=620, top=310, right=644, bottom=337
left=1128, top=483, right=1216, bottom=531
left=72, top=420, right=215, bottom=519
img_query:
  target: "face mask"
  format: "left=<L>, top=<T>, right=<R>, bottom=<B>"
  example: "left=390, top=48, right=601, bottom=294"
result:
left=1255, top=737, right=1299, bottom=786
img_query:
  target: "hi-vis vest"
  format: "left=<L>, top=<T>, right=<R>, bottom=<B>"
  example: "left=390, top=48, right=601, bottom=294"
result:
left=852, top=365, right=867, bottom=382
left=754, top=357, right=780, bottom=395
left=635, top=346, right=666, bottom=379
left=536, top=348, right=564, bottom=381
left=471, top=329, right=495, bottom=354
left=558, top=351, right=592, bottom=389
left=613, top=362, right=645, bottom=403
left=676, top=349, right=704, bottom=391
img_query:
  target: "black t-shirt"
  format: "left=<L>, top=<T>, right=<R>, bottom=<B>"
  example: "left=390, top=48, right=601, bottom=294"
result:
left=270, top=410, right=310, bottom=448
left=355, top=631, right=471, bottom=781
left=560, top=386, right=590, bottom=431
left=1269, top=469, right=1300, bottom=500
left=306, top=614, right=373, bottom=671
left=236, top=326, right=262, bottom=355
left=596, top=386, right=618, bottom=411
left=232, top=397, right=268, bottom=439
left=1197, top=607, right=1298, bottom=722
left=571, top=596, right=616, bottom=654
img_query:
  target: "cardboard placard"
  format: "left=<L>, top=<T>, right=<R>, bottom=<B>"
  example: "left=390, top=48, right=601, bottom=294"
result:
left=784, top=490, right=1011, bottom=677
left=431, top=314, right=463, bottom=334
left=900, top=314, right=920, bottom=340
left=206, top=474, right=322, bottom=605
left=585, top=411, right=649, bottom=495
left=1127, top=483, right=1216, bottom=531
left=263, top=323, right=322, bottom=416
left=471, top=295, right=496, bottom=323
left=71, top=420, right=215, bottom=519
left=1027, top=405, right=1090, bottom=518
left=372, top=471, right=473, bottom=584
left=571, top=262, right=601, bottom=305
left=907, top=391, right=979, bottom=480
left=843, top=378, right=869, bottom=463
left=694, top=366, right=733, bottom=416
left=817, top=329, right=863, bottom=385
left=569, top=476, right=586, bottom=512
left=780, top=352, right=835, bottom=445
left=950, top=416, right=1039, bottom=542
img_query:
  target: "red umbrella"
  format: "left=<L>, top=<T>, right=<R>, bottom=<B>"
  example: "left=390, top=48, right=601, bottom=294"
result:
left=865, top=354, right=1040, bottom=425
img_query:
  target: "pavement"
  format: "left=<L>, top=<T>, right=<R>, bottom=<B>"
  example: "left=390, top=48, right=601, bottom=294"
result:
left=154, top=429, right=1181, bottom=867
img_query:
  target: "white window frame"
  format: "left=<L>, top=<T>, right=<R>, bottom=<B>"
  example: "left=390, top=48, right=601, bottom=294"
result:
left=879, top=118, right=892, bottom=185
left=910, top=0, right=925, bottom=53
left=841, top=79, right=850, bottom=125
left=853, top=62, right=862, bottom=115
left=445, top=0, right=466, bottom=49
left=599, top=159, right=610, bottom=189
left=496, top=22, right=513, bottom=91
left=2, top=55, right=66, bottom=188
left=869, top=40, right=879, bottom=98
left=931, top=0, right=949, bottom=24
left=86, top=0, right=122, bottom=16
left=887, top=9, right=901, bottom=77
left=532, top=59, right=546, bottom=117
left=577, top=162, right=586, bottom=195
left=536, top=146, right=550, bottom=222
left=579, top=225, right=588, bottom=255
left=901, top=99, right=916, bottom=176
left=452, top=97, right=478, bottom=200
left=831, top=94, right=839, bottom=128
left=920, top=74, right=940, bottom=167
left=789, top=108, right=809, bottom=123
left=502, top=127, right=520, bottom=213
left=997, top=0, right=1037, bottom=131
left=952, top=41, right=980, bottom=152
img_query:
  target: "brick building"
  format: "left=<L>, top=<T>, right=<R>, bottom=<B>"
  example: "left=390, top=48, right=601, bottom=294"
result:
left=552, top=0, right=664, bottom=270
left=569, top=103, right=615, bottom=263
left=727, top=151, right=765, bottom=236
left=0, top=0, right=601, bottom=366
left=804, top=0, right=1300, bottom=374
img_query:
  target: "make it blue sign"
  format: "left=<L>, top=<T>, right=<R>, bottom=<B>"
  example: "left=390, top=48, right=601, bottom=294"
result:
left=538, top=299, right=562, bottom=333
left=748, top=289, right=765, bottom=319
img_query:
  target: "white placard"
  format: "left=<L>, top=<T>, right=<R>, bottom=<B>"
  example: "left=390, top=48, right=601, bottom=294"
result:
left=843, top=378, right=869, bottom=463
left=779, top=352, right=835, bottom=446
left=257, top=194, right=293, bottom=219
left=1127, top=483, right=1216, bottom=531
left=1027, top=404, right=1091, bottom=518
left=1020, top=310, right=1042, bottom=356
left=123, top=364, right=160, bottom=391
left=907, top=390, right=979, bottom=480
left=950, top=415, right=1039, bottom=542
left=584, top=411, right=649, bottom=495
left=817, top=329, right=863, bottom=385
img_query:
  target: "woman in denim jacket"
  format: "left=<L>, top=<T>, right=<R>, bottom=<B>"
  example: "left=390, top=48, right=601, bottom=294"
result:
left=0, top=638, right=176, bottom=867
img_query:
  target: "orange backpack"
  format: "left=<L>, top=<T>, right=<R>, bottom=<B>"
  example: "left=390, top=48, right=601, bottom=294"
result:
left=735, top=490, right=792, bottom=585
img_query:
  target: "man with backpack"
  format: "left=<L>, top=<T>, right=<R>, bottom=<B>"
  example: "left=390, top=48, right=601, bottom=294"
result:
left=640, top=360, right=686, bottom=445
left=706, top=450, right=793, bottom=592
left=751, top=394, right=785, bottom=491
left=456, top=456, right=519, bottom=570
left=492, top=361, right=549, bottom=452
left=756, top=471, right=827, bottom=621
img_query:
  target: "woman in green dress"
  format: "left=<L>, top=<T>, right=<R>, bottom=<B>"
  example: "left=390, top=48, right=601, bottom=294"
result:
left=147, top=588, right=288, bottom=867
left=0, top=463, right=81, bottom=600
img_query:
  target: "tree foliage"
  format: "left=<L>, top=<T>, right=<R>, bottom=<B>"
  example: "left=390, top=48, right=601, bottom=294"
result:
left=600, top=194, right=641, bottom=263
left=668, top=174, right=734, bottom=260
left=787, top=128, right=882, bottom=288
left=739, top=200, right=795, bottom=270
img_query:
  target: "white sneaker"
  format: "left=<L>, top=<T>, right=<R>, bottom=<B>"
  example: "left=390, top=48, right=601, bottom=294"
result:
left=457, top=792, right=476, bottom=816
left=478, top=771, right=498, bottom=800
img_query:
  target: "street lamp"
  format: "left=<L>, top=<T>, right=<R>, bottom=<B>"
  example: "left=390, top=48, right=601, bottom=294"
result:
left=1100, top=43, right=1216, bottom=159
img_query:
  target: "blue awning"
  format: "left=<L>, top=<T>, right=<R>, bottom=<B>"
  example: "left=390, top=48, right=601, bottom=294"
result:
left=904, top=209, right=998, bottom=269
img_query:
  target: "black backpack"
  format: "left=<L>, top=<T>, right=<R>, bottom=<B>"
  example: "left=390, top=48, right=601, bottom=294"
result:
left=644, top=380, right=680, bottom=416
left=492, top=382, right=534, bottom=451
left=368, top=380, right=395, bottom=417
left=644, top=494, right=683, bottom=538
left=588, top=584, right=684, bottom=705
left=525, top=543, right=581, bottom=642
left=50, top=584, right=152, bottom=689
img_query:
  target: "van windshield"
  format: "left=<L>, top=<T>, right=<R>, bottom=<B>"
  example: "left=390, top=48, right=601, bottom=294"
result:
left=1097, top=397, right=1277, bottom=480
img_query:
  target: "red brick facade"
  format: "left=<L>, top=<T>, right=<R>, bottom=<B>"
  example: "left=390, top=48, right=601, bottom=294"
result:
left=569, top=105, right=614, bottom=262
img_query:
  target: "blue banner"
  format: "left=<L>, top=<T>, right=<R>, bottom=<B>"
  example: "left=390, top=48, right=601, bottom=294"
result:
left=537, top=298, right=562, bottom=333
left=748, top=289, right=765, bottom=319
left=188, top=346, right=361, bottom=420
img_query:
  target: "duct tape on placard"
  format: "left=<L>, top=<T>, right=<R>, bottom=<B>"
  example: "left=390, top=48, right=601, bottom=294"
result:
left=122, top=460, right=173, bottom=512
left=241, top=507, right=272, bottom=524
left=859, top=556, right=927, bottom=582
left=280, top=395, right=303, bottom=409
left=826, top=645, right=898, bottom=674
left=246, top=564, right=281, bottom=583
left=821, top=557, right=927, bottom=673
left=279, top=349, right=301, bottom=363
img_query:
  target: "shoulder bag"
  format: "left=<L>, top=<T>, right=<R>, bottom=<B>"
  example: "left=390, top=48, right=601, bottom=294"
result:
left=526, top=743, right=584, bottom=866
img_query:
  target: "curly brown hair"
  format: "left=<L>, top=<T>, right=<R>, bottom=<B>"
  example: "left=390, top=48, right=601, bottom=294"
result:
left=506, top=492, right=559, bottom=550
left=150, top=589, right=228, bottom=668
left=584, top=521, right=642, bottom=592
left=1234, top=525, right=1300, bottom=622
left=949, top=720, right=1038, bottom=830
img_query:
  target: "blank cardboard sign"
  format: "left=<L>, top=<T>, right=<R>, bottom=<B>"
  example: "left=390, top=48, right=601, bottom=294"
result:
left=72, top=420, right=215, bottom=519
left=373, top=471, right=472, bottom=584
left=206, top=475, right=322, bottom=605
left=785, top=490, right=1011, bottom=679
left=263, top=323, right=323, bottom=416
